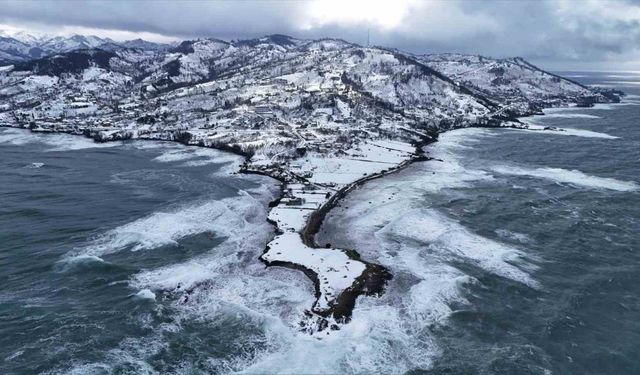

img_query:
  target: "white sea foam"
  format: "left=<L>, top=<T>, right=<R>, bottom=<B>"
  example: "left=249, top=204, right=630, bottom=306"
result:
left=495, top=229, right=534, bottom=244
left=542, top=104, right=620, bottom=112
left=590, top=84, right=618, bottom=89
left=127, top=140, right=243, bottom=170
left=0, top=127, right=120, bottom=151
left=325, top=128, right=537, bottom=287
left=541, top=113, right=601, bottom=119
left=68, top=254, right=105, bottom=263
left=54, top=254, right=109, bottom=274
left=123, top=170, right=443, bottom=374
left=65, top=127, right=536, bottom=374
left=491, top=165, right=638, bottom=192
left=4, top=350, right=24, bottom=362
left=377, top=209, right=538, bottom=287
left=236, top=302, right=438, bottom=374
left=513, top=121, right=619, bottom=139
left=26, top=162, right=45, bottom=168
left=67, top=184, right=274, bottom=260
left=433, top=127, right=495, bottom=150
left=59, top=178, right=308, bottom=374
left=277, top=127, right=541, bottom=372
left=134, top=289, right=156, bottom=300
left=126, top=140, right=176, bottom=150
left=593, top=102, right=640, bottom=109
left=153, top=146, right=241, bottom=167
left=556, top=128, right=619, bottom=139
left=153, top=149, right=199, bottom=162
left=80, top=208, right=221, bottom=255
left=605, top=74, right=640, bottom=79
left=61, top=326, right=172, bottom=375
left=417, top=128, right=495, bottom=192
left=604, top=80, right=640, bottom=85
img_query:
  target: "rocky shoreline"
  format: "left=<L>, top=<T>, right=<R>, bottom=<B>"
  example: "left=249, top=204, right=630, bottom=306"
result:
left=0, top=122, right=423, bottom=332
left=240, top=99, right=626, bottom=334
left=0, top=95, right=621, bottom=334
left=241, top=136, right=435, bottom=334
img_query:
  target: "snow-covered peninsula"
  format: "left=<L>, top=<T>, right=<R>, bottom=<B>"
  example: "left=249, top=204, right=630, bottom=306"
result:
left=0, top=33, right=622, bottom=334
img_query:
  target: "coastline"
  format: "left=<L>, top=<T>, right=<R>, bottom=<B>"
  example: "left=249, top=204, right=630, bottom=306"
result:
left=296, top=153, right=431, bottom=322
left=245, top=136, right=434, bottom=333
left=0, top=96, right=621, bottom=334
left=0, top=123, right=427, bottom=331
left=253, top=98, right=627, bottom=332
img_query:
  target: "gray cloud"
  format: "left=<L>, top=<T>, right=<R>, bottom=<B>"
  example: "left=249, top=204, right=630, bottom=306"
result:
left=1, top=0, right=639, bottom=69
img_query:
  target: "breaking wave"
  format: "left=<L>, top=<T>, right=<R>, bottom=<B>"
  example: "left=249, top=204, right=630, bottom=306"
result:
left=604, top=80, right=640, bottom=86
left=81, top=144, right=452, bottom=374
left=58, top=121, right=630, bottom=373
left=133, top=289, right=156, bottom=300
left=515, top=120, right=619, bottom=139
left=554, top=128, right=619, bottom=139
left=294, top=127, right=541, bottom=373
left=54, top=254, right=109, bottom=273
left=124, top=178, right=439, bottom=374
left=419, top=128, right=495, bottom=192
left=491, top=165, right=638, bottom=192
left=495, top=229, right=534, bottom=244
left=378, top=209, right=538, bottom=287
left=0, top=127, right=120, bottom=151
left=152, top=146, right=242, bottom=169
left=65, top=181, right=276, bottom=261
left=541, top=113, right=601, bottom=119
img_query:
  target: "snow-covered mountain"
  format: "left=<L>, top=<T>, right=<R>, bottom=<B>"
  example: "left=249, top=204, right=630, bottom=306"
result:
left=0, top=34, right=622, bottom=332
left=419, top=53, right=617, bottom=115
left=38, top=34, right=113, bottom=52
left=0, top=31, right=169, bottom=64
left=0, top=30, right=49, bottom=45
left=0, top=36, right=36, bottom=62
left=0, top=33, right=620, bottom=160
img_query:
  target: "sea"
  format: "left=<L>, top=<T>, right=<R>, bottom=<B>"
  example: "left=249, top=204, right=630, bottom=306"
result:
left=1, top=71, right=639, bottom=374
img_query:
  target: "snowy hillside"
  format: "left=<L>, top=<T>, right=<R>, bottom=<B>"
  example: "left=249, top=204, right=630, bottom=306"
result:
left=0, top=33, right=622, bottom=333
left=0, top=35, right=501, bottom=157
left=420, top=53, right=619, bottom=115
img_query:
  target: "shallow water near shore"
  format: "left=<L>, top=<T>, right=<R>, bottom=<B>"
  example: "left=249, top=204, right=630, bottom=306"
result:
left=1, top=71, right=640, bottom=374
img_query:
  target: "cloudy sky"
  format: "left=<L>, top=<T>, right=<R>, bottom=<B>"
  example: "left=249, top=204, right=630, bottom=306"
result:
left=1, top=0, right=639, bottom=70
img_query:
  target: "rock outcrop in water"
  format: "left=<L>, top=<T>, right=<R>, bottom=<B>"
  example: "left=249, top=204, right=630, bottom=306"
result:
left=0, top=33, right=622, bottom=334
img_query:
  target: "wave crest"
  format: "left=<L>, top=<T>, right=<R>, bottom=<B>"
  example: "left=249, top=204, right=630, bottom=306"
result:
left=492, top=165, right=638, bottom=192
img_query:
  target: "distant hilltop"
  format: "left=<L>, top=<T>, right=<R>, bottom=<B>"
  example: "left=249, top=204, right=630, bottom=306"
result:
left=0, top=31, right=171, bottom=63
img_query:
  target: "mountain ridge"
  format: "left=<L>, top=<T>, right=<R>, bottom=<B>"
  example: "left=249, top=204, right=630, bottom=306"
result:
left=0, top=31, right=623, bottom=334
left=0, top=31, right=170, bottom=64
